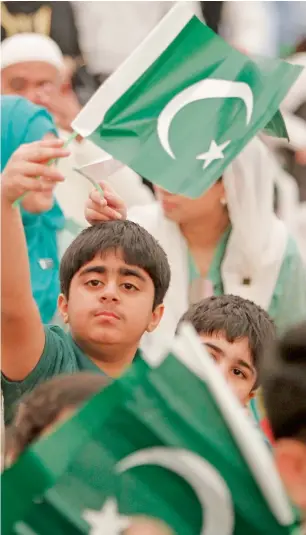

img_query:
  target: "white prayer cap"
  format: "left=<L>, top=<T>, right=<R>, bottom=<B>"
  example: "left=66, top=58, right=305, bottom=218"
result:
left=1, top=33, right=64, bottom=72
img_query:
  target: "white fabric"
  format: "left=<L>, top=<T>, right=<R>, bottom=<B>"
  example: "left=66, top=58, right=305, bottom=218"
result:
left=72, top=1, right=201, bottom=76
left=128, top=138, right=289, bottom=352
left=221, top=139, right=288, bottom=309
left=274, top=168, right=300, bottom=229
left=292, top=203, right=306, bottom=265
left=220, top=1, right=273, bottom=56
left=0, top=33, right=64, bottom=72
left=282, top=53, right=306, bottom=113
left=54, top=130, right=154, bottom=227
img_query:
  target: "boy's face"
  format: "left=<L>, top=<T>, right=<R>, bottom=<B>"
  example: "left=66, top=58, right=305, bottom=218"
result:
left=58, top=250, right=164, bottom=363
left=199, top=332, right=257, bottom=405
left=274, top=439, right=306, bottom=514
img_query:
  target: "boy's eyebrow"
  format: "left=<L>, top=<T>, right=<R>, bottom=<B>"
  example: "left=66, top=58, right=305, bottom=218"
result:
left=237, top=359, right=255, bottom=375
left=204, top=342, right=224, bottom=355
left=79, top=266, right=106, bottom=277
left=203, top=342, right=255, bottom=375
left=79, top=265, right=146, bottom=282
left=119, top=267, right=146, bottom=282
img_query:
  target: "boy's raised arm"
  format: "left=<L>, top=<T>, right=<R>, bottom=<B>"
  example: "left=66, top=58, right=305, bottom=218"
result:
left=1, top=140, right=69, bottom=381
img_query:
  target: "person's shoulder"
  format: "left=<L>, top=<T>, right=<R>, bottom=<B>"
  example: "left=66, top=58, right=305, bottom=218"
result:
left=1, top=95, right=45, bottom=118
left=44, top=324, right=72, bottom=345
left=1, top=94, right=24, bottom=112
left=43, top=325, right=75, bottom=359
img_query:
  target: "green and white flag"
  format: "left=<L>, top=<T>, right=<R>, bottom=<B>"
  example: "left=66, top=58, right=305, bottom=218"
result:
left=2, top=325, right=301, bottom=535
left=72, top=4, right=303, bottom=198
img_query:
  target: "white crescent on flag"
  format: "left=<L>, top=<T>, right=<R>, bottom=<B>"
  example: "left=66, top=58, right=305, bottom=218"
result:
left=116, top=446, right=234, bottom=535
left=157, top=79, right=254, bottom=159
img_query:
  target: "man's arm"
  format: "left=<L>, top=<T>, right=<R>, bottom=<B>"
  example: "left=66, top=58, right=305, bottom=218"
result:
left=1, top=139, right=69, bottom=381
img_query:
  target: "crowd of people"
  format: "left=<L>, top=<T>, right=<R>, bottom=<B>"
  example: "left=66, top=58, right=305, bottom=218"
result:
left=1, top=2, right=306, bottom=533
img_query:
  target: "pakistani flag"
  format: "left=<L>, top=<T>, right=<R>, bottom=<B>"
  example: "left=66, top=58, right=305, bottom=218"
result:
left=72, top=4, right=303, bottom=198
left=2, top=325, right=301, bottom=535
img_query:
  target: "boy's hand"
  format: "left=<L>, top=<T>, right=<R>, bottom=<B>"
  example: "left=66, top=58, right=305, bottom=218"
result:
left=85, top=181, right=127, bottom=224
left=1, top=139, right=69, bottom=205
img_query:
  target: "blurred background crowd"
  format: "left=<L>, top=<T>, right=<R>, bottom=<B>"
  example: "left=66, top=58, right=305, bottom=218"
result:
left=1, top=2, right=306, bottom=530
left=1, top=1, right=305, bottom=245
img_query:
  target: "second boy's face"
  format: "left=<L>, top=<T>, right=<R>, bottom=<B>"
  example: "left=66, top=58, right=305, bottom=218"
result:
left=58, top=251, right=163, bottom=363
left=199, top=333, right=257, bottom=405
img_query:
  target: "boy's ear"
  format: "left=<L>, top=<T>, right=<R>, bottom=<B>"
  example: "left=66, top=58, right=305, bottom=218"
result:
left=58, top=293, right=69, bottom=324
left=146, top=304, right=165, bottom=333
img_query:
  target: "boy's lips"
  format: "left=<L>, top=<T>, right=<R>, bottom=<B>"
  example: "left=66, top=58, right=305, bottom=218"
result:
left=94, top=310, right=121, bottom=320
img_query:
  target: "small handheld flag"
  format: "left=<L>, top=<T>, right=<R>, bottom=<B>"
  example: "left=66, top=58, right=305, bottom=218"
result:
left=72, top=4, right=302, bottom=199
left=73, top=151, right=124, bottom=197
left=2, top=325, right=301, bottom=535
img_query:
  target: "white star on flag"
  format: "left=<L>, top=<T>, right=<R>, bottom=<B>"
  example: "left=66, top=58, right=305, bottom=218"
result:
left=196, top=140, right=231, bottom=169
left=83, top=498, right=131, bottom=535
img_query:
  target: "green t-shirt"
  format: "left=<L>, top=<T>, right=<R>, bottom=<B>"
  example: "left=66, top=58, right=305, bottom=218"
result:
left=2, top=326, right=141, bottom=425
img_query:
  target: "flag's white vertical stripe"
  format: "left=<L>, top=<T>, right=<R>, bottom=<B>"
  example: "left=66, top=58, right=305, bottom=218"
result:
left=174, top=323, right=294, bottom=526
left=72, top=3, right=195, bottom=137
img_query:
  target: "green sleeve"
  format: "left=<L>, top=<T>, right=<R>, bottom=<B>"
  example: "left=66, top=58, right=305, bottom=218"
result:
left=268, top=236, right=306, bottom=335
left=1, top=326, right=77, bottom=424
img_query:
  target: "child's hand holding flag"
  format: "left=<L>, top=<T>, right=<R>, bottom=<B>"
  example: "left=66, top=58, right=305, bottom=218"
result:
left=84, top=181, right=127, bottom=224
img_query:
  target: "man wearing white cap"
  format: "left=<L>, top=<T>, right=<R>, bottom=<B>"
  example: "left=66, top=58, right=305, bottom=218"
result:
left=1, top=33, right=154, bottom=225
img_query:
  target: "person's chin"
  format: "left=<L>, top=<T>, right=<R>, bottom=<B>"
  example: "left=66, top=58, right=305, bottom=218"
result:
left=90, top=325, right=122, bottom=345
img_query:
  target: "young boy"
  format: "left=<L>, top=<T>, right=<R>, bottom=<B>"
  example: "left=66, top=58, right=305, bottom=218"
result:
left=261, top=322, right=306, bottom=521
left=1, top=139, right=170, bottom=424
left=178, top=295, right=276, bottom=407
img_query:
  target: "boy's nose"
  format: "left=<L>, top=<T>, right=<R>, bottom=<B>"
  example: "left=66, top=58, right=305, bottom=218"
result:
left=100, top=281, right=119, bottom=301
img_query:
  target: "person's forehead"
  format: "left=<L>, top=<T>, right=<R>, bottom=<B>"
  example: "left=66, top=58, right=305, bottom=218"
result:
left=78, top=251, right=149, bottom=277
left=2, top=61, right=59, bottom=81
left=199, top=333, right=253, bottom=363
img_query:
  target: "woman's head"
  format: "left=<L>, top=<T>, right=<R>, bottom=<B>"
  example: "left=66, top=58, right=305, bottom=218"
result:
left=5, top=373, right=109, bottom=465
left=1, top=95, right=58, bottom=213
left=154, top=179, right=226, bottom=225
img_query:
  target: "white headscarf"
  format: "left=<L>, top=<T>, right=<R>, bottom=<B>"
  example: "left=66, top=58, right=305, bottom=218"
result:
left=222, top=137, right=289, bottom=309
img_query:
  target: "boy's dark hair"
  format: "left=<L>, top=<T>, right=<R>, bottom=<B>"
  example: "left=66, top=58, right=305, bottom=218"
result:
left=60, top=221, right=170, bottom=309
left=6, top=373, right=109, bottom=460
left=178, top=295, right=276, bottom=386
left=261, top=322, right=306, bottom=443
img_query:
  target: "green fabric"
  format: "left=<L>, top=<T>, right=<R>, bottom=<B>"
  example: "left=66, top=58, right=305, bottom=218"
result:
left=267, top=236, right=306, bottom=335
left=78, top=10, right=302, bottom=199
left=2, top=348, right=299, bottom=535
left=1, top=326, right=141, bottom=425
left=188, top=231, right=306, bottom=334
left=0, top=95, right=57, bottom=170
